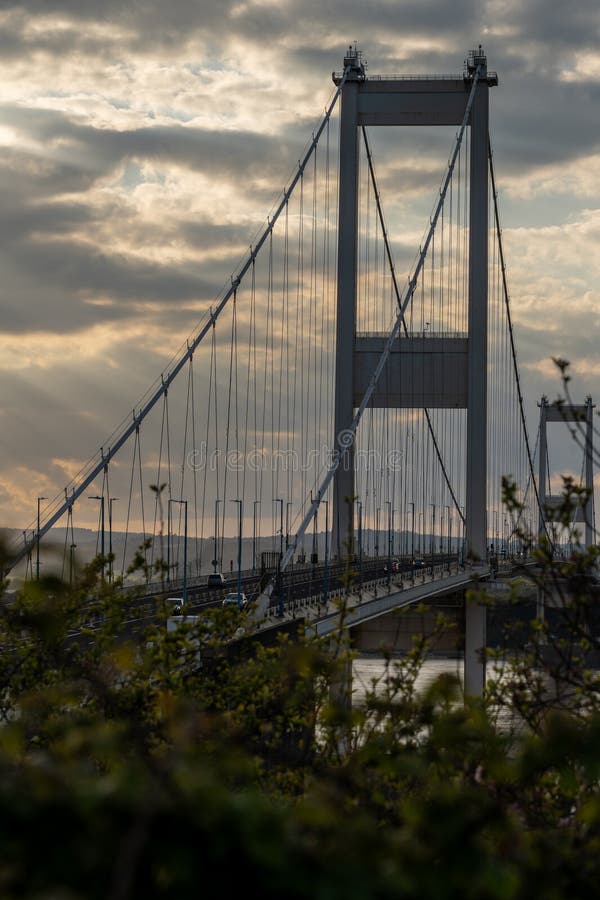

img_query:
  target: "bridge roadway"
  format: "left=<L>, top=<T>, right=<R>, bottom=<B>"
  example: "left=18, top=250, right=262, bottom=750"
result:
left=61, top=554, right=458, bottom=639
left=66, top=556, right=495, bottom=674
left=252, top=561, right=491, bottom=638
left=108, top=554, right=460, bottom=636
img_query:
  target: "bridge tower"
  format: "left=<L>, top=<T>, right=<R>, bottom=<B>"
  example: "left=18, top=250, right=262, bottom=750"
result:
left=332, top=46, right=498, bottom=694
left=538, top=395, right=595, bottom=548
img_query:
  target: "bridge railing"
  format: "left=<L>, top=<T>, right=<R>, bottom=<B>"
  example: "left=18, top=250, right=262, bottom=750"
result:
left=264, top=561, right=463, bottom=621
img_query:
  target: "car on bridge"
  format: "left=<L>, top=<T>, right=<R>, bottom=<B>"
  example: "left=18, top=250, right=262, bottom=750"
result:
left=168, top=597, right=185, bottom=615
left=207, top=573, right=226, bottom=588
left=222, top=592, right=248, bottom=609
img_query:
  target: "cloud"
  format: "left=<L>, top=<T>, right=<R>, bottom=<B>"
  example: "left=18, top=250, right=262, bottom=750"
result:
left=0, top=0, right=598, bottom=532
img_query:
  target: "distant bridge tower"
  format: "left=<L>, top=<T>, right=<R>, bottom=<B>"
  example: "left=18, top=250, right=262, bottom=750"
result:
left=331, top=46, right=497, bottom=694
left=538, top=395, right=595, bottom=548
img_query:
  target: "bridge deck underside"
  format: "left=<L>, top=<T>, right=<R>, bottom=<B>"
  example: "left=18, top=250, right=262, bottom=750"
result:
left=307, top=569, right=488, bottom=638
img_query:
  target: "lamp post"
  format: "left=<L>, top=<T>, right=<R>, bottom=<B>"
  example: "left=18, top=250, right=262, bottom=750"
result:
left=69, top=540, right=77, bottom=586
left=386, top=500, right=392, bottom=589
left=213, top=498, right=222, bottom=573
left=357, top=499, right=363, bottom=593
left=252, top=499, right=260, bottom=573
left=183, top=500, right=188, bottom=603
left=274, top=498, right=284, bottom=616
left=375, top=506, right=380, bottom=557
left=323, top=499, right=329, bottom=605
left=310, top=491, right=318, bottom=564
left=88, top=494, right=105, bottom=581
left=286, top=501, right=292, bottom=551
left=231, top=499, right=243, bottom=607
left=166, top=498, right=171, bottom=582
left=36, top=496, right=47, bottom=581
left=23, top=531, right=31, bottom=581
left=494, top=509, right=499, bottom=558
left=108, top=497, right=119, bottom=583
left=430, top=503, right=436, bottom=572
left=408, top=502, right=415, bottom=582
left=168, top=498, right=176, bottom=580
left=274, top=499, right=284, bottom=560
left=445, top=505, right=451, bottom=571
left=170, top=499, right=188, bottom=606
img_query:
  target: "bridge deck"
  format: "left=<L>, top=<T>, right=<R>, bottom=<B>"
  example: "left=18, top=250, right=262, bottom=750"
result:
left=252, top=565, right=490, bottom=638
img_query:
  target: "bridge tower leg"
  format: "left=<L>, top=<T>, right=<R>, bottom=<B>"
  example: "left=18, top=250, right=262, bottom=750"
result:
left=464, top=52, right=491, bottom=696
left=332, top=48, right=363, bottom=558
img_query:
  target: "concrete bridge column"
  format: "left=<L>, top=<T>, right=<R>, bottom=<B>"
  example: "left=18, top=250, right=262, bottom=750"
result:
left=464, top=52, right=490, bottom=697
left=329, top=653, right=353, bottom=718
left=332, top=60, right=361, bottom=559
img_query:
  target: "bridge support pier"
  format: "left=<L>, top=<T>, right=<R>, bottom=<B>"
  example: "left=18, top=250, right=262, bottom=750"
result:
left=329, top=649, right=353, bottom=716
left=328, top=633, right=353, bottom=751
left=464, top=599, right=486, bottom=696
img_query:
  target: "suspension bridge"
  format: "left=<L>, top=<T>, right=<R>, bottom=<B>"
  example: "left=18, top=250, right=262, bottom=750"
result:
left=6, top=46, right=596, bottom=695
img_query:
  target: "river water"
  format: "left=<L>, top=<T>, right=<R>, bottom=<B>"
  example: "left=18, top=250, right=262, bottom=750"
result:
left=353, top=655, right=518, bottom=733
left=353, top=655, right=465, bottom=705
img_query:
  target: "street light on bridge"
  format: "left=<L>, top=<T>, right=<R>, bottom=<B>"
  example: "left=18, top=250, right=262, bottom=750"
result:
left=274, top=498, right=284, bottom=616
left=286, top=501, right=292, bottom=551
left=36, top=496, right=47, bottom=581
left=356, top=499, right=363, bottom=593
left=22, top=531, right=31, bottom=581
left=88, top=494, right=105, bottom=581
left=213, top=498, right=222, bottom=574
left=166, top=498, right=174, bottom=582
left=108, top=497, right=119, bottom=583
left=252, top=499, right=260, bottom=573
left=170, top=498, right=188, bottom=607
left=323, top=499, right=329, bottom=605
left=231, top=499, right=243, bottom=608
left=444, top=505, right=451, bottom=572
left=408, top=502, right=415, bottom=583
left=386, top=500, right=392, bottom=589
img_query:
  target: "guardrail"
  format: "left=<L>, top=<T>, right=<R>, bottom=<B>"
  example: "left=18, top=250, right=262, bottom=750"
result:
left=263, top=561, right=463, bottom=623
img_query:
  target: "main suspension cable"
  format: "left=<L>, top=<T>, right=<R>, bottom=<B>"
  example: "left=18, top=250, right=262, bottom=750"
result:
left=9, top=69, right=351, bottom=576
left=488, top=138, right=552, bottom=545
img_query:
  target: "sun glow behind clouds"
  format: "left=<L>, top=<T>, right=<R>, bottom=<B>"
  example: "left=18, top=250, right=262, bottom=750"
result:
left=560, top=51, right=600, bottom=82
left=0, top=1, right=599, bottom=529
left=0, top=321, right=182, bottom=373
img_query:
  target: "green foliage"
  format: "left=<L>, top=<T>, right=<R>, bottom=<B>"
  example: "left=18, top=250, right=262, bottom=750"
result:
left=2, top=508, right=600, bottom=899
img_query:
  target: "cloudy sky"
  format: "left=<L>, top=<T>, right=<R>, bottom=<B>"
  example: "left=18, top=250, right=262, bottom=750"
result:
left=1, top=0, right=599, bottom=532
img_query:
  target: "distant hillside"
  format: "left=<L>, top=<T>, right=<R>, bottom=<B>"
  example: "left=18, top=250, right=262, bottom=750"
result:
left=3, top=525, right=455, bottom=587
